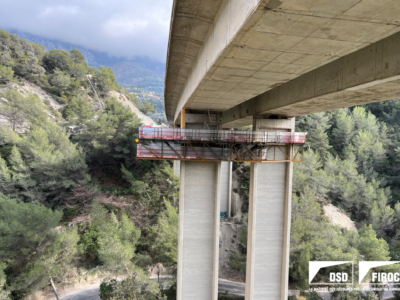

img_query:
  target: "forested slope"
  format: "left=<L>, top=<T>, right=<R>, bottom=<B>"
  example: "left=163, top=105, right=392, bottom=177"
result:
left=0, top=29, right=177, bottom=300
left=6, top=29, right=166, bottom=94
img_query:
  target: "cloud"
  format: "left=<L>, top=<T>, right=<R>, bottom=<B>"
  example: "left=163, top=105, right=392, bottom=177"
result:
left=39, top=6, right=81, bottom=17
left=102, top=15, right=148, bottom=37
left=0, top=0, right=173, bottom=61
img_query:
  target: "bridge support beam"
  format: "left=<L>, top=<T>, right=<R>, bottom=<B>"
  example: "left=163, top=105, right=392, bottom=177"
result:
left=245, top=117, right=294, bottom=300
left=177, top=161, right=221, bottom=300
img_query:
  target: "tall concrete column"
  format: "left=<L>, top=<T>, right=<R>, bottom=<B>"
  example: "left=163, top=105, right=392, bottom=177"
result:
left=177, top=161, right=221, bottom=300
left=245, top=118, right=294, bottom=300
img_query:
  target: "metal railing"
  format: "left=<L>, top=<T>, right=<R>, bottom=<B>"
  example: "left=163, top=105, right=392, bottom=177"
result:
left=139, top=127, right=307, bottom=144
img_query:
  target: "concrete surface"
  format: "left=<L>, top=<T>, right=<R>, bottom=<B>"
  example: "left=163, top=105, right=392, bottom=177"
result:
left=177, top=161, right=220, bottom=300
left=223, top=30, right=400, bottom=127
left=165, top=0, right=400, bottom=123
left=245, top=118, right=294, bottom=300
left=246, top=161, right=289, bottom=299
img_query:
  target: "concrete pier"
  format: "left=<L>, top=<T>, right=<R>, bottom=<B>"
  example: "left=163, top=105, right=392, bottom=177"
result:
left=177, top=161, right=221, bottom=300
left=245, top=118, right=294, bottom=300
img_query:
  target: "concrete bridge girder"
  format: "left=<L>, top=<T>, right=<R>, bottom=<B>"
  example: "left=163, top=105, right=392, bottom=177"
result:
left=222, top=31, right=400, bottom=128
left=166, top=0, right=400, bottom=125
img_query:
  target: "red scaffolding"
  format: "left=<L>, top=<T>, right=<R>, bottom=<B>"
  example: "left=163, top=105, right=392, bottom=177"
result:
left=136, top=127, right=307, bottom=163
left=138, top=128, right=306, bottom=144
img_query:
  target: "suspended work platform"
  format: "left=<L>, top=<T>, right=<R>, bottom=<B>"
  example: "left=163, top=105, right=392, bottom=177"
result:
left=136, top=127, right=307, bottom=163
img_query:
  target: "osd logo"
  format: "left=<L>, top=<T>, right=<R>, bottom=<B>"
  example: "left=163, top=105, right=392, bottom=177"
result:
left=309, top=261, right=353, bottom=285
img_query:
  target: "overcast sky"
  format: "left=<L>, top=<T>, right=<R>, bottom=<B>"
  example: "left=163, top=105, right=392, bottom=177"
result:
left=0, top=0, right=173, bottom=62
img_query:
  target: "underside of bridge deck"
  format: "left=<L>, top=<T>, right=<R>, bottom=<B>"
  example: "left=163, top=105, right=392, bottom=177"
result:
left=165, top=0, right=400, bottom=125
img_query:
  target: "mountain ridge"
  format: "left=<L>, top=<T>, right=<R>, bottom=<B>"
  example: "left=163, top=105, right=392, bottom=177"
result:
left=6, top=29, right=166, bottom=94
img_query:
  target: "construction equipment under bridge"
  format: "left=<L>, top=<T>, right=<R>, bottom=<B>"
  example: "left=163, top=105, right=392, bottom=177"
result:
left=136, top=127, right=306, bottom=162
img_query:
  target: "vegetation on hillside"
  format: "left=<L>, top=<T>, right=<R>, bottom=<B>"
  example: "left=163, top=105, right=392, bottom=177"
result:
left=0, top=29, right=176, bottom=300
left=230, top=104, right=400, bottom=297
left=0, top=29, right=164, bottom=119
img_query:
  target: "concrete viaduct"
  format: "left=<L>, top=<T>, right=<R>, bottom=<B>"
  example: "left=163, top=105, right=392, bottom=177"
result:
left=163, top=0, right=400, bottom=299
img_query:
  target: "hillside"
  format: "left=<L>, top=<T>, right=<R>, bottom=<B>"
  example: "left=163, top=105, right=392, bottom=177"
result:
left=0, top=79, right=156, bottom=128
left=6, top=29, right=166, bottom=94
left=0, top=28, right=177, bottom=300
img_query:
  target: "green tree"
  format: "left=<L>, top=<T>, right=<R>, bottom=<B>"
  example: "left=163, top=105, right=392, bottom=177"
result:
left=290, top=189, right=359, bottom=289
left=69, top=63, right=87, bottom=81
left=50, top=69, right=71, bottom=95
left=9, top=126, right=89, bottom=204
left=358, top=225, right=390, bottom=261
left=148, top=200, right=178, bottom=268
left=90, top=201, right=141, bottom=274
left=73, top=97, right=142, bottom=169
left=228, top=253, right=246, bottom=276
left=297, top=112, right=331, bottom=159
left=65, top=96, right=94, bottom=127
left=100, top=273, right=165, bottom=300
left=332, top=109, right=355, bottom=157
left=0, top=157, right=15, bottom=198
left=70, top=49, right=86, bottom=65
left=0, top=196, right=78, bottom=299
left=0, top=263, right=10, bottom=300
left=0, top=30, right=13, bottom=67
left=0, top=90, right=89, bottom=204
left=139, top=100, right=157, bottom=114
left=293, top=149, right=330, bottom=198
left=16, top=227, right=79, bottom=300
left=0, top=89, right=26, bottom=131
left=0, top=65, right=13, bottom=83
left=31, top=43, right=46, bottom=60
left=90, top=201, right=165, bottom=299
left=92, top=66, right=119, bottom=96
left=42, top=49, right=73, bottom=72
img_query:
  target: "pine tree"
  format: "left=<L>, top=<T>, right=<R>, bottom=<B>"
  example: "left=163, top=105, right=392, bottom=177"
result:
left=358, top=225, right=390, bottom=261
left=332, top=109, right=355, bottom=156
left=0, top=89, right=26, bottom=131
left=65, top=96, right=94, bottom=127
left=148, top=200, right=178, bottom=268
left=0, top=157, right=14, bottom=196
left=90, top=201, right=141, bottom=275
left=0, top=196, right=78, bottom=299
left=0, top=64, right=14, bottom=83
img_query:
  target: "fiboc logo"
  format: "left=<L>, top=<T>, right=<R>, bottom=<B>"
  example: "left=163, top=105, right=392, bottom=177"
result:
left=359, top=261, right=400, bottom=284
left=309, top=261, right=353, bottom=285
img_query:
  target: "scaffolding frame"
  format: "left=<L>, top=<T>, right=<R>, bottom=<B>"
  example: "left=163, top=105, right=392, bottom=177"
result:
left=136, top=127, right=306, bottom=163
left=139, top=127, right=307, bottom=144
left=137, top=141, right=304, bottom=163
